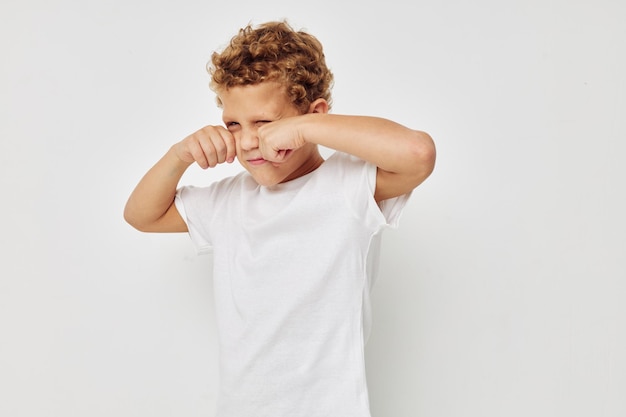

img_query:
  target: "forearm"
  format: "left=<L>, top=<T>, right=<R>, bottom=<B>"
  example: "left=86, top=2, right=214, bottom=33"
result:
left=124, top=147, right=191, bottom=231
left=299, top=113, right=435, bottom=180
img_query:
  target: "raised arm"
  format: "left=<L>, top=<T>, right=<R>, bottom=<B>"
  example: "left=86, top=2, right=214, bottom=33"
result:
left=258, top=110, right=436, bottom=202
left=124, top=125, right=236, bottom=232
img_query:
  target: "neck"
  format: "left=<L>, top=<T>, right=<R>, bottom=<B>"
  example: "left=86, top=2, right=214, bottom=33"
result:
left=281, top=148, right=324, bottom=183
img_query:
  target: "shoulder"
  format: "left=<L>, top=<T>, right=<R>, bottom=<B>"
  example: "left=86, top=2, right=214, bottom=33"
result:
left=177, top=171, right=253, bottom=204
left=314, top=151, right=376, bottom=197
left=322, top=151, right=371, bottom=174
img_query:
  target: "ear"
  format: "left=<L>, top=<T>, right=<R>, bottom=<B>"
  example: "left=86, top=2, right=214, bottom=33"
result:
left=307, top=98, right=329, bottom=114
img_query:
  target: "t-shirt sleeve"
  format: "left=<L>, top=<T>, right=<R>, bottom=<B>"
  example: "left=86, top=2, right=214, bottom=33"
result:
left=175, top=185, right=213, bottom=255
left=378, top=190, right=412, bottom=228
left=336, top=152, right=411, bottom=231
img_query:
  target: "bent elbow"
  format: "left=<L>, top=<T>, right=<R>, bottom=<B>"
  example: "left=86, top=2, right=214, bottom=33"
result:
left=123, top=207, right=143, bottom=232
left=408, top=130, right=436, bottom=185
left=123, top=204, right=151, bottom=232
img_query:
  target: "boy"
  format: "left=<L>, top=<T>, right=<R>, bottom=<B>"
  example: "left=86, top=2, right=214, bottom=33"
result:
left=124, top=20, right=435, bottom=417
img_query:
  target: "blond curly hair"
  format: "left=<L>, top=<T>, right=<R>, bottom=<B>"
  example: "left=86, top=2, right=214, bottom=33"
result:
left=208, top=21, right=334, bottom=113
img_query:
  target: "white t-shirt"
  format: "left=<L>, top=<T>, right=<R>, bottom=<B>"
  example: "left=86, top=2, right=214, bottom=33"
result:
left=175, top=151, right=410, bottom=417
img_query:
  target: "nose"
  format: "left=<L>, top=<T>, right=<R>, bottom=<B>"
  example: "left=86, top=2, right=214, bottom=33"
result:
left=239, top=126, right=259, bottom=151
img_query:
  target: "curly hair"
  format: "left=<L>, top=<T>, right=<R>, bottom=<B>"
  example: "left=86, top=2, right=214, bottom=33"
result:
left=208, top=21, right=334, bottom=113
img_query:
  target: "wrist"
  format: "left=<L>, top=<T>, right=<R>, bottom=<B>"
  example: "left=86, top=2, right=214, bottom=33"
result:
left=162, top=146, right=194, bottom=180
left=167, top=145, right=194, bottom=168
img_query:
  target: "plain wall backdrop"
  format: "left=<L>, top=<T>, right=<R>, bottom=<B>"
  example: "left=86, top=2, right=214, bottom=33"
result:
left=1, top=0, right=625, bottom=416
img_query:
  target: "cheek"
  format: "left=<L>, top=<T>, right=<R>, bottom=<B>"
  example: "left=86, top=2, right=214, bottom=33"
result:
left=234, top=141, right=244, bottom=157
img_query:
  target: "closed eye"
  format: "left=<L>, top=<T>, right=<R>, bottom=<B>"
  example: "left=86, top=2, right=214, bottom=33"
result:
left=225, top=121, right=240, bottom=131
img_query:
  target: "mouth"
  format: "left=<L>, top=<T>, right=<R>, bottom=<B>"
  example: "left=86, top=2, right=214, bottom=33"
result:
left=247, top=157, right=267, bottom=166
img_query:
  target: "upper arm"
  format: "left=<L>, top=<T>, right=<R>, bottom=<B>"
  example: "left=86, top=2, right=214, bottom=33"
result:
left=126, top=201, right=189, bottom=233
left=374, top=131, right=436, bottom=202
left=374, top=169, right=417, bottom=202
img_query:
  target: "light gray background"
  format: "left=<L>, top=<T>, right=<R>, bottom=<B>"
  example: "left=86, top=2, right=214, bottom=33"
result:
left=1, top=0, right=624, bottom=416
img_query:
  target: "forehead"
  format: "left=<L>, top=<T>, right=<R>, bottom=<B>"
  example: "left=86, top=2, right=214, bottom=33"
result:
left=219, top=82, right=295, bottom=120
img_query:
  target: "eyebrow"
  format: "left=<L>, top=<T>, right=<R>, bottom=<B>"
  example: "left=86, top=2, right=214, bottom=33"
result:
left=222, top=112, right=279, bottom=124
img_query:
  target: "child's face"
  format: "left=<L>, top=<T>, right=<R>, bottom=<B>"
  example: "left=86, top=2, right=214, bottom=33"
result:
left=219, top=82, right=322, bottom=186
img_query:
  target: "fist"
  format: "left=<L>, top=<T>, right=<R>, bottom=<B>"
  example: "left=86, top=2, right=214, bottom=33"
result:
left=174, top=125, right=236, bottom=169
left=257, top=117, right=306, bottom=163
